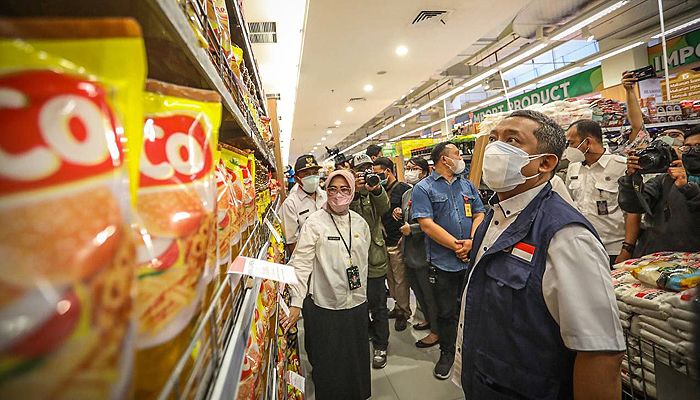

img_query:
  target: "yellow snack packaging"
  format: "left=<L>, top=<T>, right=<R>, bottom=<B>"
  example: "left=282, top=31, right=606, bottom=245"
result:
left=0, top=18, right=146, bottom=399
left=133, top=79, right=221, bottom=398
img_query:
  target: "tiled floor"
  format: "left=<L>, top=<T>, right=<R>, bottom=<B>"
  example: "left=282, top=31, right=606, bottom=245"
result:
left=298, top=298, right=465, bottom=400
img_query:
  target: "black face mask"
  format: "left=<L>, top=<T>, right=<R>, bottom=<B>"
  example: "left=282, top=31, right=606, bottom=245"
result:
left=683, top=152, right=700, bottom=175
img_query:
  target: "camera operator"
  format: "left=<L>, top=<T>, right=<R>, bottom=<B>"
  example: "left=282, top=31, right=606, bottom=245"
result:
left=618, top=126, right=700, bottom=256
left=350, top=153, right=391, bottom=369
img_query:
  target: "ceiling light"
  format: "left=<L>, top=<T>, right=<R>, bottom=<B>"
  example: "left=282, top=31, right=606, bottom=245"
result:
left=585, top=41, right=646, bottom=65
left=313, top=146, right=318, bottom=150
left=334, top=120, right=341, bottom=126
left=345, top=106, right=354, bottom=112
left=551, top=1, right=628, bottom=41
left=499, top=43, right=548, bottom=69
left=395, top=45, right=409, bottom=56
left=400, top=123, right=406, bottom=128
left=321, top=137, right=327, bottom=141
left=326, top=129, right=333, bottom=134
left=316, top=142, right=321, bottom=146
left=411, top=107, right=418, bottom=113
left=363, top=84, right=374, bottom=92
left=651, top=17, right=700, bottom=39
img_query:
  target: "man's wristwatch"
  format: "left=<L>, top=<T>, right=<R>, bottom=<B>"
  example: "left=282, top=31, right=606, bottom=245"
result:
left=621, top=242, right=635, bottom=254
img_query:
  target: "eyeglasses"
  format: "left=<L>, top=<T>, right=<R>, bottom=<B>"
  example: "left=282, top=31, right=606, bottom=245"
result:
left=679, top=144, right=700, bottom=154
left=327, top=186, right=352, bottom=195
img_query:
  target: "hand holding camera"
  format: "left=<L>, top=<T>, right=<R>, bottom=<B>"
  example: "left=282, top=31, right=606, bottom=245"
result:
left=356, top=169, right=381, bottom=191
left=668, top=160, right=688, bottom=188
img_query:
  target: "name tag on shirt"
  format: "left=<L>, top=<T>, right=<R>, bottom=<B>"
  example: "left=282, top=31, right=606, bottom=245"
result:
left=299, top=209, right=310, bottom=215
left=328, top=236, right=341, bottom=241
left=463, top=195, right=472, bottom=217
left=596, top=200, right=609, bottom=216
left=512, top=242, right=535, bottom=263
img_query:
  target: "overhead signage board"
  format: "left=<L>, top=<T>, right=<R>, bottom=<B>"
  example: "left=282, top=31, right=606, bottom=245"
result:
left=648, top=28, right=700, bottom=72
left=471, top=66, right=604, bottom=122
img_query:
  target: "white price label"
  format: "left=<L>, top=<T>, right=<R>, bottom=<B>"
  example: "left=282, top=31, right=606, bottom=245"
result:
left=228, top=256, right=298, bottom=284
left=287, top=371, right=305, bottom=393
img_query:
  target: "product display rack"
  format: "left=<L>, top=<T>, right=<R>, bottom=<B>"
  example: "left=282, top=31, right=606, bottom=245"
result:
left=157, top=201, right=293, bottom=400
left=602, top=119, right=700, bottom=133
left=2, top=0, right=276, bottom=167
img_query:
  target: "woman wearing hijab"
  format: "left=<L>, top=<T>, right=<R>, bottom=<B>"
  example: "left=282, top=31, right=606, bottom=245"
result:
left=398, top=157, right=439, bottom=348
left=280, top=170, right=372, bottom=400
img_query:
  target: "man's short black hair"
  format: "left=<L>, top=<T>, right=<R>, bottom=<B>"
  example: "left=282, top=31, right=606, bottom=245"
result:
left=430, top=142, right=454, bottom=164
left=408, top=157, right=430, bottom=174
left=569, top=119, right=603, bottom=144
left=366, top=144, right=382, bottom=157
left=508, top=110, right=566, bottom=160
left=373, top=157, right=394, bottom=173
left=686, top=124, right=700, bottom=140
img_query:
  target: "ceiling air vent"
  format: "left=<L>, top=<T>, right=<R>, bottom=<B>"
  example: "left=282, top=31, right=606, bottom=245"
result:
left=349, top=97, right=367, bottom=102
left=412, top=10, right=448, bottom=25
left=248, top=22, right=277, bottom=43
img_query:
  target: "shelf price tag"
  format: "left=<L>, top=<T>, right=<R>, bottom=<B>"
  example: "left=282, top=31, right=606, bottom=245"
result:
left=228, top=256, right=298, bottom=284
left=287, top=371, right=305, bottom=393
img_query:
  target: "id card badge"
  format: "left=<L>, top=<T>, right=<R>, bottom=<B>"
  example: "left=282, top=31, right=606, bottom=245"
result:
left=596, top=200, right=609, bottom=215
left=346, top=265, right=361, bottom=290
left=463, top=195, right=472, bottom=217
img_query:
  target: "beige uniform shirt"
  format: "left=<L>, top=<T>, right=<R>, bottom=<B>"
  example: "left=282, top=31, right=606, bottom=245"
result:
left=566, top=153, right=628, bottom=255
left=452, top=183, right=625, bottom=386
left=288, top=209, right=370, bottom=310
left=280, top=184, right=327, bottom=244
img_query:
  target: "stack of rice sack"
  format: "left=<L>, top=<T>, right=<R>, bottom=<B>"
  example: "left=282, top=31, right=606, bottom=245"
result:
left=476, top=99, right=594, bottom=137
left=612, top=252, right=699, bottom=397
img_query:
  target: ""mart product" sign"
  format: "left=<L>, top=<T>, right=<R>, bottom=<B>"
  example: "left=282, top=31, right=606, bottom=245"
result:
left=471, top=66, right=603, bottom=122
left=648, top=29, right=700, bottom=72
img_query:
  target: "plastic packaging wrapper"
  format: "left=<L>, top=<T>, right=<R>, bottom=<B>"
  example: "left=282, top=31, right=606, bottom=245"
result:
left=631, top=264, right=700, bottom=292
left=133, top=80, right=220, bottom=398
left=0, top=18, right=146, bottom=399
left=206, top=0, right=232, bottom=61
left=221, top=148, right=252, bottom=230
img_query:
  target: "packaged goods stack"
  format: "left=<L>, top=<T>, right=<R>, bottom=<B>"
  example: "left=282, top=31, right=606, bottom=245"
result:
left=611, top=253, right=699, bottom=398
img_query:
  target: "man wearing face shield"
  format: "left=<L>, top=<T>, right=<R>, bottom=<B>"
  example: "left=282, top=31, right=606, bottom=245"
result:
left=281, top=154, right=327, bottom=254
left=455, top=110, right=624, bottom=399
left=564, top=120, right=628, bottom=266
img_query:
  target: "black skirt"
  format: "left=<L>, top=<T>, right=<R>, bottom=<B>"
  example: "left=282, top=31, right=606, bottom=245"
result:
left=303, top=296, right=371, bottom=400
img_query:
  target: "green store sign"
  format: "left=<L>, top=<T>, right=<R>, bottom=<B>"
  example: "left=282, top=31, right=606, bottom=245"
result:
left=648, top=28, right=700, bottom=71
left=472, top=66, right=604, bottom=122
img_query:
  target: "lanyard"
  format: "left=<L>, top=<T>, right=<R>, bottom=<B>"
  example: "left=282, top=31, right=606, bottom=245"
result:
left=329, top=212, right=352, bottom=265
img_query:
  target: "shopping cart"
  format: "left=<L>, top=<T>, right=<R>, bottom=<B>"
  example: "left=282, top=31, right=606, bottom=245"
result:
left=622, top=329, right=698, bottom=400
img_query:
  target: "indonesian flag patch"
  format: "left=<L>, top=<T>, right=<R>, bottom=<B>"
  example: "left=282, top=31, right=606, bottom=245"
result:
left=512, top=242, right=535, bottom=263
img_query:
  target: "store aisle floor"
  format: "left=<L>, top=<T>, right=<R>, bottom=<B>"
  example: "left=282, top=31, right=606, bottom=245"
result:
left=298, top=298, right=465, bottom=400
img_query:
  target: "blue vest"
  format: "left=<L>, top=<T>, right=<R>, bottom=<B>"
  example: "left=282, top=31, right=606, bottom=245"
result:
left=460, top=183, right=599, bottom=400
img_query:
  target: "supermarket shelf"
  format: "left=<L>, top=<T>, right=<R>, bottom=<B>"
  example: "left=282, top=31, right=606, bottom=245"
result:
left=602, top=119, right=700, bottom=132
left=151, top=0, right=275, bottom=166
left=209, top=277, right=262, bottom=400
left=226, top=0, right=267, bottom=115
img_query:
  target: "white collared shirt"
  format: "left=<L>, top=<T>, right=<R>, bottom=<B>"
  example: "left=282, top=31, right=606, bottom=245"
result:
left=565, top=152, right=627, bottom=255
left=453, top=183, right=625, bottom=386
left=280, top=184, right=327, bottom=244
left=288, top=209, right=371, bottom=310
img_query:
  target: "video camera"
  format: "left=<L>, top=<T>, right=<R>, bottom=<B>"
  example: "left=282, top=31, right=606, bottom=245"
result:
left=357, top=169, right=381, bottom=187
left=636, top=140, right=678, bottom=174
left=326, top=146, right=349, bottom=166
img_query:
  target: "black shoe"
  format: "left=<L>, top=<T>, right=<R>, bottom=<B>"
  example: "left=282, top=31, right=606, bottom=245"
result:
left=387, top=308, right=399, bottom=319
left=372, top=349, right=387, bottom=369
left=416, top=337, right=439, bottom=348
left=395, top=317, right=408, bottom=332
left=433, top=352, right=454, bottom=380
left=413, top=322, right=430, bottom=331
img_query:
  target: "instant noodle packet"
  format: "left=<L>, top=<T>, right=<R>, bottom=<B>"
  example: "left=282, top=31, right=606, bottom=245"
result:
left=0, top=18, right=146, bottom=399
left=133, top=79, right=220, bottom=398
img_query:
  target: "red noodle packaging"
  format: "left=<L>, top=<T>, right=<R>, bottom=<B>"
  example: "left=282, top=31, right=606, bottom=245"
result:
left=0, top=18, right=146, bottom=399
left=133, top=80, right=220, bottom=398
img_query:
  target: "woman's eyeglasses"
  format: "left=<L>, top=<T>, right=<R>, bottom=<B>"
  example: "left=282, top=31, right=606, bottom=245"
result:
left=327, top=186, right=352, bottom=195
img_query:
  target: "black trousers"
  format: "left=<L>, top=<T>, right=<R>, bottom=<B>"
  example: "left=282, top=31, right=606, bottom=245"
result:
left=431, top=267, right=466, bottom=355
left=367, top=276, right=390, bottom=350
left=405, top=266, right=439, bottom=333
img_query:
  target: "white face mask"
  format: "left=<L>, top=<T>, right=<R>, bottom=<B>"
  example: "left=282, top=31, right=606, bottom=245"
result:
left=481, top=141, right=550, bottom=192
left=405, top=170, right=421, bottom=184
left=444, top=155, right=466, bottom=175
left=562, top=139, right=587, bottom=163
left=300, top=175, right=320, bottom=193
